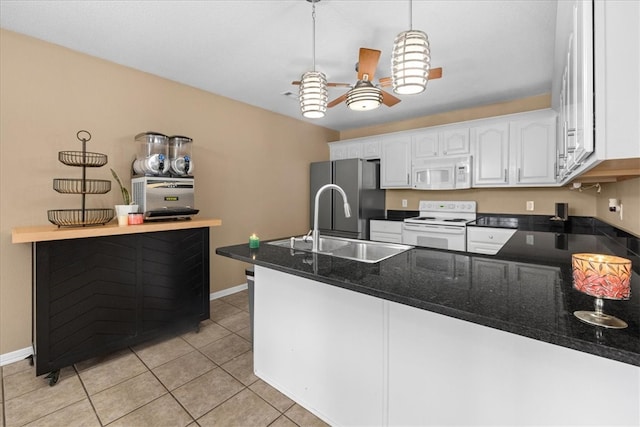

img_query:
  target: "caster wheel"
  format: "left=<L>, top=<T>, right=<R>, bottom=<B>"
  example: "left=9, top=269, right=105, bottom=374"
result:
left=45, top=370, right=60, bottom=386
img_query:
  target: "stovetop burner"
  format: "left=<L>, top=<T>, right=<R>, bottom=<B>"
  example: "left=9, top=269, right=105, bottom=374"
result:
left=443, top=218, right=467, bottom=222
left=415, top=216, right=436, bottom=221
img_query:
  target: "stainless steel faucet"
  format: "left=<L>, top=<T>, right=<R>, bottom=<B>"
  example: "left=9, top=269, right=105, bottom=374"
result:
left=312, top=184, right=351, bottom=252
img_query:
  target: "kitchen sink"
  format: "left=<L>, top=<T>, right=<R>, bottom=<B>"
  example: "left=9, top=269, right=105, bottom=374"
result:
left=267, top=236, right=412, bottom=263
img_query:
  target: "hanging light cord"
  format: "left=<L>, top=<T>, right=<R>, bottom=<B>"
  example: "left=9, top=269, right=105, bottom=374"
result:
left=311, top=0, right=317, bottom=71
left=409, top=0, right=413, bottom=30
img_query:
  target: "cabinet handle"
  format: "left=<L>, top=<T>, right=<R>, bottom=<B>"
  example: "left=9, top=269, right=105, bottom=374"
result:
left=504, top=169, right=508, bottom=183
left=407, top=173, right=410, bottom=185
left=517, top=168, right=521, bottom=182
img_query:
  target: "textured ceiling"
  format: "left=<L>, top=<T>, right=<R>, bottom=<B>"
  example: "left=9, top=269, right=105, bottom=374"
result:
left=0, top=0, right=557, bottom=131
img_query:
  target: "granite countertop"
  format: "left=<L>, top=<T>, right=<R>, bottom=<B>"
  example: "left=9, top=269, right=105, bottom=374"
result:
left=217, top=229, right=639, bottom=367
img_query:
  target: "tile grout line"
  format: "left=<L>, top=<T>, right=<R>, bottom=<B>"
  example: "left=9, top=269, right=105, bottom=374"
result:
left=72, top=362, right=104, bottom=427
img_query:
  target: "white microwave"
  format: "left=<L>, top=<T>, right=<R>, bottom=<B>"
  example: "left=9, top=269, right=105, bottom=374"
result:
left=412, top=156, right=472, bottom=190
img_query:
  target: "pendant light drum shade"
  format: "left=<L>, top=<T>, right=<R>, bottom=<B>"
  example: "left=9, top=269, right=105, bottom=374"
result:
left=346, top=81, right=383, bottom=111
left=299, top=71, right=328, bottom=118
left=392, top=30, right=431, bottom=95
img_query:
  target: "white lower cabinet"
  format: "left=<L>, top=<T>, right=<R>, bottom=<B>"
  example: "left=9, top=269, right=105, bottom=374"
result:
left=466, top=226, right=517, bottom=255
left=254, top=266, right=639, bottom=427
left=369, top=220, right=403, bottom=243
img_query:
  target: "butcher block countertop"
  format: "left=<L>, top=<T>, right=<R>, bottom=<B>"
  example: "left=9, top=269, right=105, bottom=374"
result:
left=12, top=218, right=222, bottom=243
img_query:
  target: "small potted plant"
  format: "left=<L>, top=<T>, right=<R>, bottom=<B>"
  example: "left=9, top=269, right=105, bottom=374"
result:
left=110, top=168, right=138, bottom=225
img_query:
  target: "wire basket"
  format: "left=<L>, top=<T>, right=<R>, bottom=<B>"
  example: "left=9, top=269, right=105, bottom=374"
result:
left=47, top=208, right=114, bottom=227
left=58, top=151, right=108, bottom=167
left=53, top=179, right=112, bottom=194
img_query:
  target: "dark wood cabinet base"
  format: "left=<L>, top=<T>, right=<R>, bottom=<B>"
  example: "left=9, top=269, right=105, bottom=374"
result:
left=33, top=227, right=210, bottom=376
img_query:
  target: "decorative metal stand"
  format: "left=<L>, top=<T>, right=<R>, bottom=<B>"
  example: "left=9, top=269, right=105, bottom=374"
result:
left=47, top=130, right=114, bottom=227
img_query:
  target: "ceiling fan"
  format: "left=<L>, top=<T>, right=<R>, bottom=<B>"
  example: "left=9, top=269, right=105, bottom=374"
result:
left=292, top=47, right=442, bottom=111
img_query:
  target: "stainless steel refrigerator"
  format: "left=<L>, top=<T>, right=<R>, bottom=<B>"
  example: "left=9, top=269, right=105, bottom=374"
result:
left=310, top=158, right=385, bottom=240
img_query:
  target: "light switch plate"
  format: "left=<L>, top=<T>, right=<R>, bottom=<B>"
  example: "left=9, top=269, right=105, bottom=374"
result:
left=402, top=199, right=408, bottom=208
left=526, top=201, right=534, bottom=211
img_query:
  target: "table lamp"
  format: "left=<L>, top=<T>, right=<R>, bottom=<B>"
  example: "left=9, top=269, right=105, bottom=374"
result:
left=572, top=253, right=632, bottom=329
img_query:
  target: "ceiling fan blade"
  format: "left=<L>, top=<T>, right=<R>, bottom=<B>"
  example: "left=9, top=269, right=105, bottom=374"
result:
left=358, top=48, right=381, bottom=81
left=378, top=67, right=444, bottom=87
left=378, top=77, right=392, bottom=88
left=328, top=93, right=348, bottom=108
left=429, top=67, right=443, bottom=79
left=381, top=90, right=401, bottom=107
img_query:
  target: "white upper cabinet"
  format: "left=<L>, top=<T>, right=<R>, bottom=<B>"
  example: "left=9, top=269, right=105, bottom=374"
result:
left=329, top=138, right=381, bottom=161
left=511, top=114, right=557, bottom=185
left=553, top=0, right=640, bottom=183
left=472, top=110, right=557, bottom=187
left=472, top=122, right=510, bottom=186
left=413, top=126, right=469, bottom=159
left=381, top=135, right=412, bottom=188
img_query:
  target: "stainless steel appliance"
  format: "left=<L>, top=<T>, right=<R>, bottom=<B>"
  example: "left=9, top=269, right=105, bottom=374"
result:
left=131, top=176, right=199, bottom=220
left=402, top=200, right=477, bottom=251
left=310, top=158, right=385, bottom=240
left=412, top=156, right=472, bottom=190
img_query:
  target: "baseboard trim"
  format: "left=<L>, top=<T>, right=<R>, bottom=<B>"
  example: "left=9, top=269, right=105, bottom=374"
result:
left=210, top=283, right=248, bottom=300
left=0, top=346, right=33, bottom=367
left=1, top=287, right=249, bottom=366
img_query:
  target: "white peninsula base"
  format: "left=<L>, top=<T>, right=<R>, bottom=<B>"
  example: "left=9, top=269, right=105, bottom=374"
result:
left=253, top=266, right=639, bottom=426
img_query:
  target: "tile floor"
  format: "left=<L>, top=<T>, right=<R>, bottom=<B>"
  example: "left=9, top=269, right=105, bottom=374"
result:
left=1, top=290, right=329, bottom=427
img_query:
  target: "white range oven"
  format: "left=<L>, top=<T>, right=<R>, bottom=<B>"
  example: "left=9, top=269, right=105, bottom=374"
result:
left=402, top=200, right=477, bottom=251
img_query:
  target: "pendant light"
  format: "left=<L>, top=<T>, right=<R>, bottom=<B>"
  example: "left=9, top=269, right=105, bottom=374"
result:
left=391, top=0, right=431, bottom=95
left=299, top=0, right=328, bottom=118
left=346, top=80, right=383, bottom=111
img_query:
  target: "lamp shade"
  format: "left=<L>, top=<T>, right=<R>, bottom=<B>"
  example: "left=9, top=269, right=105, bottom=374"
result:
left=346, top=81, right=383, bottom=111
left=299, top=71, right=328, bottom=118
left=572, top=253, right=632, bottom=300
left=391, top=29, right=431, bottom=95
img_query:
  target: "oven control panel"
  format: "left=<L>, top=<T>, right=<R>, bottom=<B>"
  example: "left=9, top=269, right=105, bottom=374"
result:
left=418, top=200, right=476, bottom=213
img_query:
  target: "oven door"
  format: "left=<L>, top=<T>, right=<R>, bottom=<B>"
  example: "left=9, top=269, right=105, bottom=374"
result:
left=402, top=223, right=466, bottom=251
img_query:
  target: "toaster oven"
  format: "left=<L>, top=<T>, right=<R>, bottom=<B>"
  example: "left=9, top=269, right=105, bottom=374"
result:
left=131, top=176, right=199, bottom=220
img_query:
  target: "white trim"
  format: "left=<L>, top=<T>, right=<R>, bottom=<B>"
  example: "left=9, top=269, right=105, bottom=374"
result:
left=0, top=346, right=33, bottom=367
left=210, top=283, right=248, bottom=300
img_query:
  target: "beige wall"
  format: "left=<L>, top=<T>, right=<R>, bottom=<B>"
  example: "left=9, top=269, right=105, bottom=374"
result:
left=0, top=30, right=337, bottom=355
left=596, top=178, right=640, bottom=235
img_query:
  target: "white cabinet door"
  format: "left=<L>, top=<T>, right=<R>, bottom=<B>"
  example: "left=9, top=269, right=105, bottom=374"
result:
left=329, top=143, right=348, bottom=161
left=413, top=127, right=469, bottom=159
left=472, top=122, right=510, bottom=186
left=412, top=130, right=440, bottom=159
left=441, top=128, right=470, bottom=156
left=512, top=115, right=557, bottom=185
left=361, top=138, right=381, bottom=159
left=370, top=220, right=403, bottom=243
left=381, top=136, right=412, bottom=188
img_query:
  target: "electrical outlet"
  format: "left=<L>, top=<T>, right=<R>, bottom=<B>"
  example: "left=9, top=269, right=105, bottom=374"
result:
left=402, top=199, right=408, bottom=208
left=526, top=201, right=534, bottom=211
left=620, top=204, right=623, bottom=220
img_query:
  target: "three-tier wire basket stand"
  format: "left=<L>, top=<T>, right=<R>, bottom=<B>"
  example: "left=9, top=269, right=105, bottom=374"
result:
left=47, top=130, right=115, bottom=227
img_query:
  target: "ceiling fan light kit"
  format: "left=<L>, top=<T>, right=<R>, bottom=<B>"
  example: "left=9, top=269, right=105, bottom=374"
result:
left=299, top=0, right=328, bottom=118
left=392, top=29, right=431, bottom=95
left=346, top=80, right=383, bottom=111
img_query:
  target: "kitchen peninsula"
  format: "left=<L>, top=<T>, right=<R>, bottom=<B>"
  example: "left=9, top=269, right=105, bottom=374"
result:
left=217, top=224, right=639, bottom=426
left=12, top=218, right=221, bottom=383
